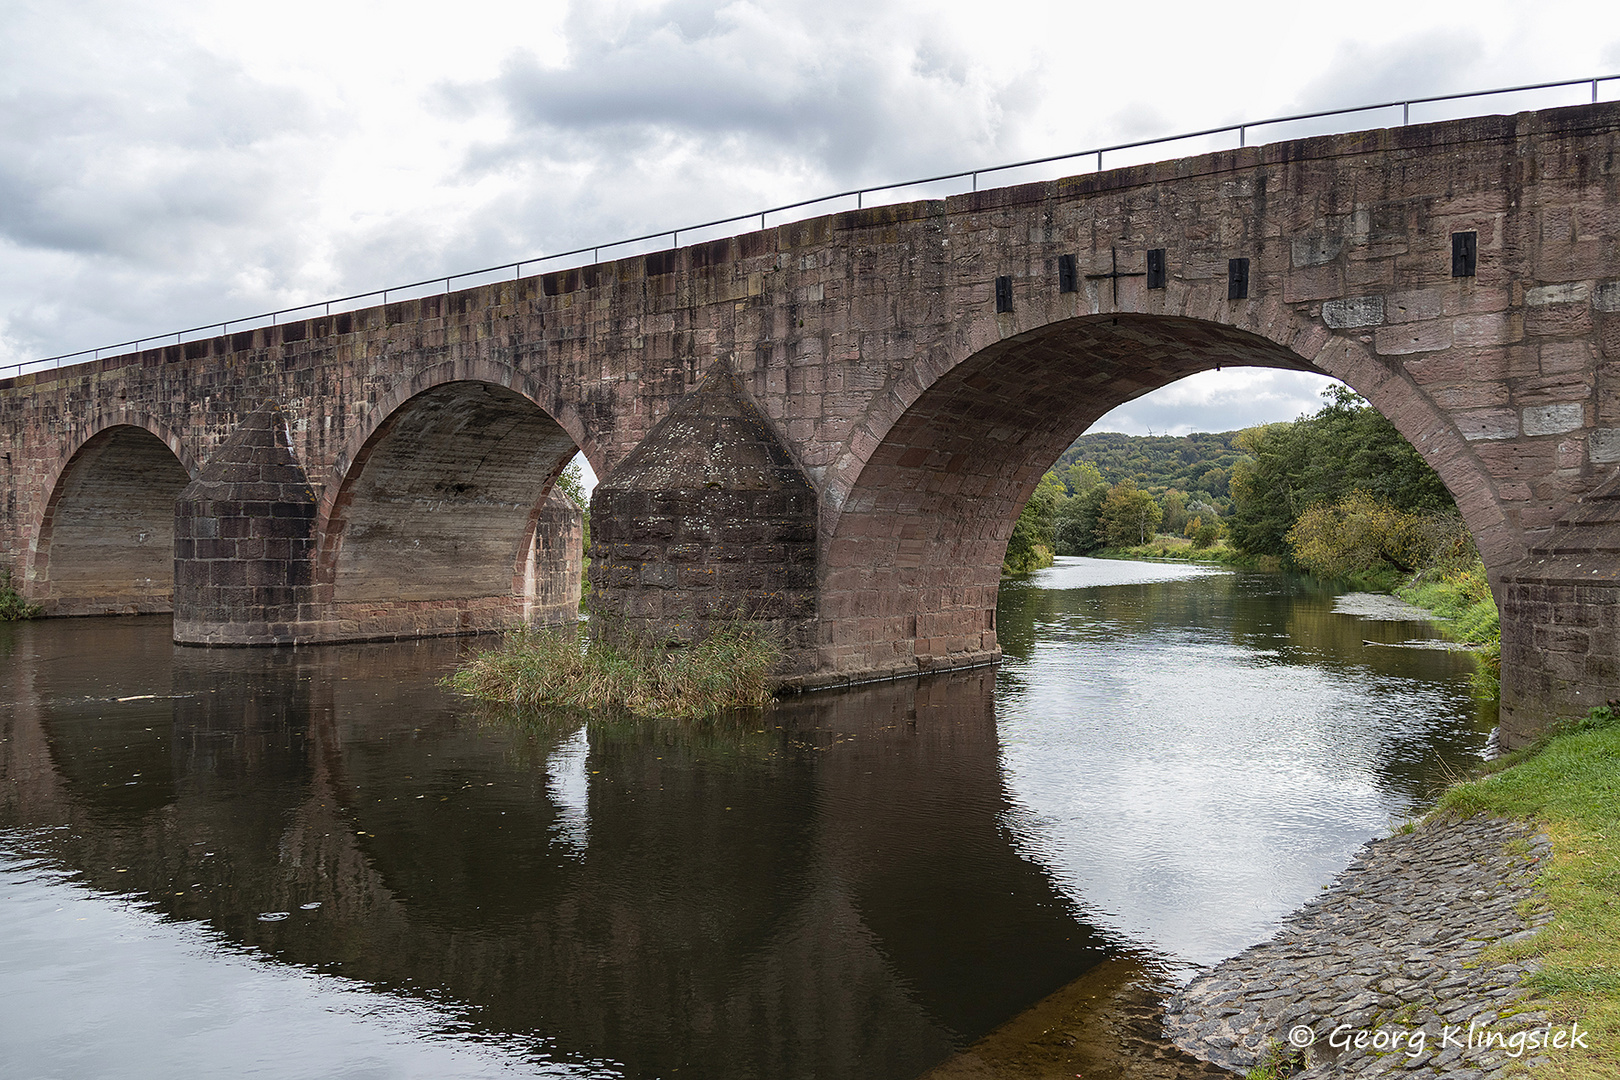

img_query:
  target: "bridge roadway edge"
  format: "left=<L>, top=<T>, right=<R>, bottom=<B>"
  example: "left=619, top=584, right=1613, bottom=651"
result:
left=2, top=101, right=1618, bottom=743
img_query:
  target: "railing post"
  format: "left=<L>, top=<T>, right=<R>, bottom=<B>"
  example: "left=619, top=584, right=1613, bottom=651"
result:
left=24, top=73, right=1620, bottom=370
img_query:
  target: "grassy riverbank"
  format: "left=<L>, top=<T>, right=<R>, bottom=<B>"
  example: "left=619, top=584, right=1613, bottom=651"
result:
left=1425, top=706, right=1620, bottom=1078
left=445, top=623, right=780, bottom=719
left=1088, top=535, right=1274, bottom=569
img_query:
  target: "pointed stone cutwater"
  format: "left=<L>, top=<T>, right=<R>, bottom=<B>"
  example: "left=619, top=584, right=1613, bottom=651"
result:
left=588, top=363, right=816, bottom=664
left=1500, top=467, right=1620, bottom=741
left=173, top=401, right=320, bottom=645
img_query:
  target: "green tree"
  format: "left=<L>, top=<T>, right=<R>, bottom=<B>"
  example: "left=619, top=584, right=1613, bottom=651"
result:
left=1286, top=490, right=1431, bottom=577
left=1098, top=479, right=1163, bottom=548
left=1003, top=474, right=1064, bottom=575
left=1054, top=484, right=1108, bottom=555
left=1226, top=387, right=1456, bottom=560
left=1160, top=488, right=1188, bottom=535
left=1062, top=461, right=1105, bottom=496
left=1226, top=422, right=1307, bottom=557
left=556, top=458, right=588, bottom=507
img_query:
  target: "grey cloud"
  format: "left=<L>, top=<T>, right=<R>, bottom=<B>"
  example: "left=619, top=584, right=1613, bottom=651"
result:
left=1287, top=33, right=1490, bottom=115
left=1088, top=372, right=1340, bottom=437
left=0, top=6, right=315, bottom=262
left=459, top=0, right=1038, bottom=184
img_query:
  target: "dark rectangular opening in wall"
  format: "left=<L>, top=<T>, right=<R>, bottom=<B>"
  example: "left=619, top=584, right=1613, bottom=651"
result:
left=1147, top=249, right=1167, bottom=289
left=1228, top=258, right=1249, bottom=300
left=1452, top=231, right=1478, bottom=277
left=644, top=250, right=679, bottom=277
left=1058, top=255, right=1078, bottom=293
left=995, top=275, right=1013, bottom=313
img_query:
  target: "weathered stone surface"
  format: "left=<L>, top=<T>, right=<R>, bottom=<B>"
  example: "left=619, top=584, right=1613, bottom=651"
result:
left=173, top=402, right=319, bottom=644
left=588, top=364, right=817, bottom=661
left=1321, top=296, right=1385, bottom=329
left=529, top=487, right=583, bottom=629
left=1500, top=468, right=1620, bottom=741
left=28, top=425, right=192, bottom=616
left=0, top=101, right=1617, bottom=735
left=1164, top=816, right=1554, bottom=1079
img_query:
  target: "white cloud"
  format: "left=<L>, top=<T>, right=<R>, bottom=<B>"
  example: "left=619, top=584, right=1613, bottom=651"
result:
left=1088, top=371, right=1341, bottom=437
left=2, top=0, right=1617, bottom=442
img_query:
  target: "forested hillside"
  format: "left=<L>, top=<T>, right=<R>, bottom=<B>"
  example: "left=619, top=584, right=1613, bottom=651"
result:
left=1051, top=431, right=1244, bottom=502
left=1006, top=387, right=1465, bottom=577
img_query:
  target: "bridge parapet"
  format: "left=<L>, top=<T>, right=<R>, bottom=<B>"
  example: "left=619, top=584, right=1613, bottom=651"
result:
left=2, top=101, right=1619, bottom=742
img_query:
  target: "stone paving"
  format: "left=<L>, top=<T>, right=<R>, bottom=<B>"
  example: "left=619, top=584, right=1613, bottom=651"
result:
left=1163, top=815, right=1561, bottom=1078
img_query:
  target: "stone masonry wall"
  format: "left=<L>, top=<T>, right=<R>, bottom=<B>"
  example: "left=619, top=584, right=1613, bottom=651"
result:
left=0, top=103, right=1617, bottom=731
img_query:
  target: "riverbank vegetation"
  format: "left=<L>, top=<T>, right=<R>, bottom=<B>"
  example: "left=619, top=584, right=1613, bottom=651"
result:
left=0, top=568, right=41, bottom=620
left=445, top=622, right=779, bottom=719
left=1004, top=387, right=1500, bottom=692
left=1425, top=705, right=1620, bottom=1078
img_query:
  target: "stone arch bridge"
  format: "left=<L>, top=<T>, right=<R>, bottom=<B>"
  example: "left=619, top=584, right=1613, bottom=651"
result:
left=3, top=103, right=1619, bottom=745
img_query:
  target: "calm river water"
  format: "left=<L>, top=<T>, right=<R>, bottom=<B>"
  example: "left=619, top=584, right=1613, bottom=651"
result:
left=0, top=558, right=1494, bottom=1079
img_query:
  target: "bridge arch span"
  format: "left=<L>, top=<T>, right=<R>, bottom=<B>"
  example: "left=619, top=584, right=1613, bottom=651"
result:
left=31, top=417, right=197, bottom=616
left=317, top=379, right=583, bottom=640
left=322, top=357, right=603, bottom=515
left=817, top=311, right=1514, bottom=680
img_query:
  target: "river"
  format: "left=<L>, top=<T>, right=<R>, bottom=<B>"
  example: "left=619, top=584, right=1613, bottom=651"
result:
left=0, top=557, right=1494, bottom=1079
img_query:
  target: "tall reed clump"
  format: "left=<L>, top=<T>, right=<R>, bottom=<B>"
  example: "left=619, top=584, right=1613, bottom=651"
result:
left=0, top=568, right=41, bottom=620
left=445, top=623, right=781, bottom=719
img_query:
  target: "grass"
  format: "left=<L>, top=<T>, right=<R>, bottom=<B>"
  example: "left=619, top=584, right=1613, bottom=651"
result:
left=1420, top=705, right=1620, bottom=1078
left=1399, top=556, right=1501, bottom=698
left=0, top=568, right=41, bottom=620
left=1092, top=534, right=1278, bottom=570
left=1244, top=1040, right=1308, bottom=1079
left=444, top=622, right=781, bottom=720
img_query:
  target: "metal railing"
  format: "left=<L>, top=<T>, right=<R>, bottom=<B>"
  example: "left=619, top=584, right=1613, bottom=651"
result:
left=9, top=73, right=1617, bottom=378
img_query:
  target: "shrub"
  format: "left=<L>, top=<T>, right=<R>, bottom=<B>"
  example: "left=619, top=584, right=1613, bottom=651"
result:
left=0, top=568, right=41, bottom=621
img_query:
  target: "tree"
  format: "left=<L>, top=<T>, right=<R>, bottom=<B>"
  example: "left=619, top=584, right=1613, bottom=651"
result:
left=1160, top=488, right=1189, bottom=535
left=1286, top=490, right=1431, bottom=577
left=1097, top=479, right=1163, bottom=549
left=1226, top=387, right=1457, bottom=560
left=1054, top=484, right=1108, bottom=555
left=1003, top=474, right=1064, bottom=575
left=555, top=458, right=588, bottom=507
left=1062, top=461, right=1105, bottom=496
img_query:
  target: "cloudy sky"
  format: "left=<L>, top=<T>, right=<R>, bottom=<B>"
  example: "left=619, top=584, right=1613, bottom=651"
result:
left=3, top=0, right=1617, bottom=437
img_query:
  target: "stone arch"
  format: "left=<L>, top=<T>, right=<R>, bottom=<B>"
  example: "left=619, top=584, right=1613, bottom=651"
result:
left=317, top=380, right=582, bottom=639
left=319, top=358, right=599, bottom=529
left=32, top=420, right=196, bottom=615
left=817, top=311, right=1514, bottom=680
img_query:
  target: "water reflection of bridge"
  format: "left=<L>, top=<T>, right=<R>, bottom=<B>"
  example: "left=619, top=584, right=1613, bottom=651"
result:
left=0, top=617, right=1197, bottom=1079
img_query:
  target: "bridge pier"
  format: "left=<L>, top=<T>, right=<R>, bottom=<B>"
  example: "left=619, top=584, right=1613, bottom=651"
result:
left=173, top=402, right=321, bottom=645
left=5, top=102, right=1620, bottom=742
left=1499, top=474, right=1620, bottom=743
left=586, top=366, right=818, bottom=668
